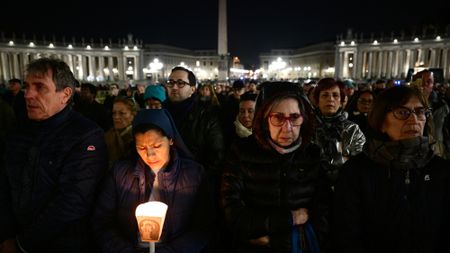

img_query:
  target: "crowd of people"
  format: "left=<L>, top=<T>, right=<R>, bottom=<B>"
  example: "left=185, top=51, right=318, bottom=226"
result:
left=0, top=57, right=449, bottom=253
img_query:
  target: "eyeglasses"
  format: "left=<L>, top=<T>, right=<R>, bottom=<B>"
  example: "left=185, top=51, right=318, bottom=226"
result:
left=389, top=106, right=431, bottom=121
left=166, top=79, right=190, bottom=88
left=268, top=112, right=303, bottom=127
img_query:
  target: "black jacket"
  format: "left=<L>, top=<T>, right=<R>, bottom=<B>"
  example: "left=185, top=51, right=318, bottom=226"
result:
left=92, top=151, right=214, bottom=253
left=164, top=96, right=225, bottom=177
left=334, top=137, right=450, bottom=253
left=0, top=106, right=108, bottom=253
left=221, top=136, right=330, bottom=253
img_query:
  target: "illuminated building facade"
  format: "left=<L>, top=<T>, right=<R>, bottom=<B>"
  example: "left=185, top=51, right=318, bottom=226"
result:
left=259, top=27, right=450, bottom=82
left=2, top=26, right=449, bottom=84
left=335, top=28, right=450, bottom=81
left=0, top=33, right=144, bottom=83
left=0, top=33, right=223, bottom=84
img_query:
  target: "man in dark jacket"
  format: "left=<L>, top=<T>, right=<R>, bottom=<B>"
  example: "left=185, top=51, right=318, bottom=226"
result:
left=163, top=66, right=225, bottom=251
left=0, top=58, right=108, bottom=253
left=162, top=66, right=225, bottom=180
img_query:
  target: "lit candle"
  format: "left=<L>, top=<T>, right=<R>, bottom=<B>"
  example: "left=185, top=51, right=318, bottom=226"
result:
left=135, top=201, right=168, bottom=253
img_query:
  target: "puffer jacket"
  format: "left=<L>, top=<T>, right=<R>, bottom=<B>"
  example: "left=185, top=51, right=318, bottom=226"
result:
left=0, top=106, right=108, bottom=253
left=334, top=137, right=450, bottom=253
left=92, top=150, right=214, bottom=253
left=221, top=135, right=330, bottom=253
left=313, top=109, right=366, bottom=185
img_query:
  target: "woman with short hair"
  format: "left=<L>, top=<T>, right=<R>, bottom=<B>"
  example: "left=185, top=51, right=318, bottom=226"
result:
left=334, top=85, right=450, bottom=253
left=312, top=78, right=365, bottom=186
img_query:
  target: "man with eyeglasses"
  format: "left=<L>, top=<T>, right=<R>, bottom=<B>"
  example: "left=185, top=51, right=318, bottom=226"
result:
left=163, top=66, right=225, bottom=181
left=163, top=66, right=225, bottom=250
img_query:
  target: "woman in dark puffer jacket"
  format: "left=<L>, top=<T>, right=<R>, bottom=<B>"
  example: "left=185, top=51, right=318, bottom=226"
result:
left=92, top=109, right=213, bottom=253
left=221, top=82, right=331, bottom=253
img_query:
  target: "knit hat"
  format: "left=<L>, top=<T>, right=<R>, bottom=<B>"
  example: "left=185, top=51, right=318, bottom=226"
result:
left=256, top=82, right=304, bottom=109
left=144, top=84, right=166, bottom=102
left=343, top=79, right=355, bottom=89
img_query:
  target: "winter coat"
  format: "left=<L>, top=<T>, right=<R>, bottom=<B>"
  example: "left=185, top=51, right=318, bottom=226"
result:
left=92, top=149, right=214, bottom=253
left=0, top=106, right=108, bottom=253
left=334, top=137, right=450, bottom=253
left=313, top=109, right=366, bottom=185
left=163, top=95, right=225, bottom=177
left=221, top=135, right=330, bottom=253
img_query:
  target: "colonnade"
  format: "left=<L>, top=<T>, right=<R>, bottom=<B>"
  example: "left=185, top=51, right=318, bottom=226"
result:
left=0, top=47, right=142, bottom=83
left=336, top=39, right=450, bottom=81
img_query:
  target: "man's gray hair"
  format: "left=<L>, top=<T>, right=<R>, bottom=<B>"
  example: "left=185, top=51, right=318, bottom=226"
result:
left=26, top=57, right=77, bottom=101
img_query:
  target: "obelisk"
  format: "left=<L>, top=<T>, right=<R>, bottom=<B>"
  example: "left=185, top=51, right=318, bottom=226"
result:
left=218, top=0, right=229, bottom=83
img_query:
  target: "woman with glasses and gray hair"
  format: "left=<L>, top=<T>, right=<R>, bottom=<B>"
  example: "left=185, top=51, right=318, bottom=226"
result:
left=221, top=82, right=330, bottom=253
left=333, top=85, right=450, bottom=253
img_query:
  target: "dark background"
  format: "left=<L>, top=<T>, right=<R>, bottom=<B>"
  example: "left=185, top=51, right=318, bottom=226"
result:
left=1, top=0, right=449, bottom=68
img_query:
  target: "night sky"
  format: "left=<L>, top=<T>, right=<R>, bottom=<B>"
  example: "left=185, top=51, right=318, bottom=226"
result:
left=2, top=0, right=449, bottom=68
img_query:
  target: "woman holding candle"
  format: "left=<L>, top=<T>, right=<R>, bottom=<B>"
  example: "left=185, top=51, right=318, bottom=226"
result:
left=93, top=109, right=213, bottom=253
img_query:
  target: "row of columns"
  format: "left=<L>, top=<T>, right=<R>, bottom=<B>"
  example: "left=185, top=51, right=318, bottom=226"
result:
left=64, top=54, right=122, bottom=81
left=338, top=47, right=450, bottom=81
left=0, top=50, right=141, bottom=83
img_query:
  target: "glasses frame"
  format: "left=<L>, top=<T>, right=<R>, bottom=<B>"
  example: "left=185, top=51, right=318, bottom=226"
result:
left=166, top=79, right=190, bottom=88
left=268, top=112, right=303, bottom=127
left=389, top=106, right=431, bottom=121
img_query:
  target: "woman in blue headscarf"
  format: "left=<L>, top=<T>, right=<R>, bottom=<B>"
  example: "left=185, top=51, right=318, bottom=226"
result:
left=92, top=109, right=214, bottom=253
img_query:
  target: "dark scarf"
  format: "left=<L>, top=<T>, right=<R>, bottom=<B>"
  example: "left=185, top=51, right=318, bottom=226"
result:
left=163, top=95, right=196, bottom=128
left=316, top=108, right=347, bottom=125
left=365, top=136, right=434, bottom=178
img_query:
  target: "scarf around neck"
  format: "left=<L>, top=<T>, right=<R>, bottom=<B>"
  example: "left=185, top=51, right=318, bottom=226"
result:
left=268, top=137, right=302, bottom=154
left=366, top=136, right=434, bottom=170
left=164, top=95, right=196, bottom=127
left=234, top=116, right=252, bottom=138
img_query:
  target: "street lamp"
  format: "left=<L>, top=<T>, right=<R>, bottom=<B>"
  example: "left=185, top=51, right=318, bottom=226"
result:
left=268, top=57, right=287, bottom=80
left=149, top=58, right=164, bottom=83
